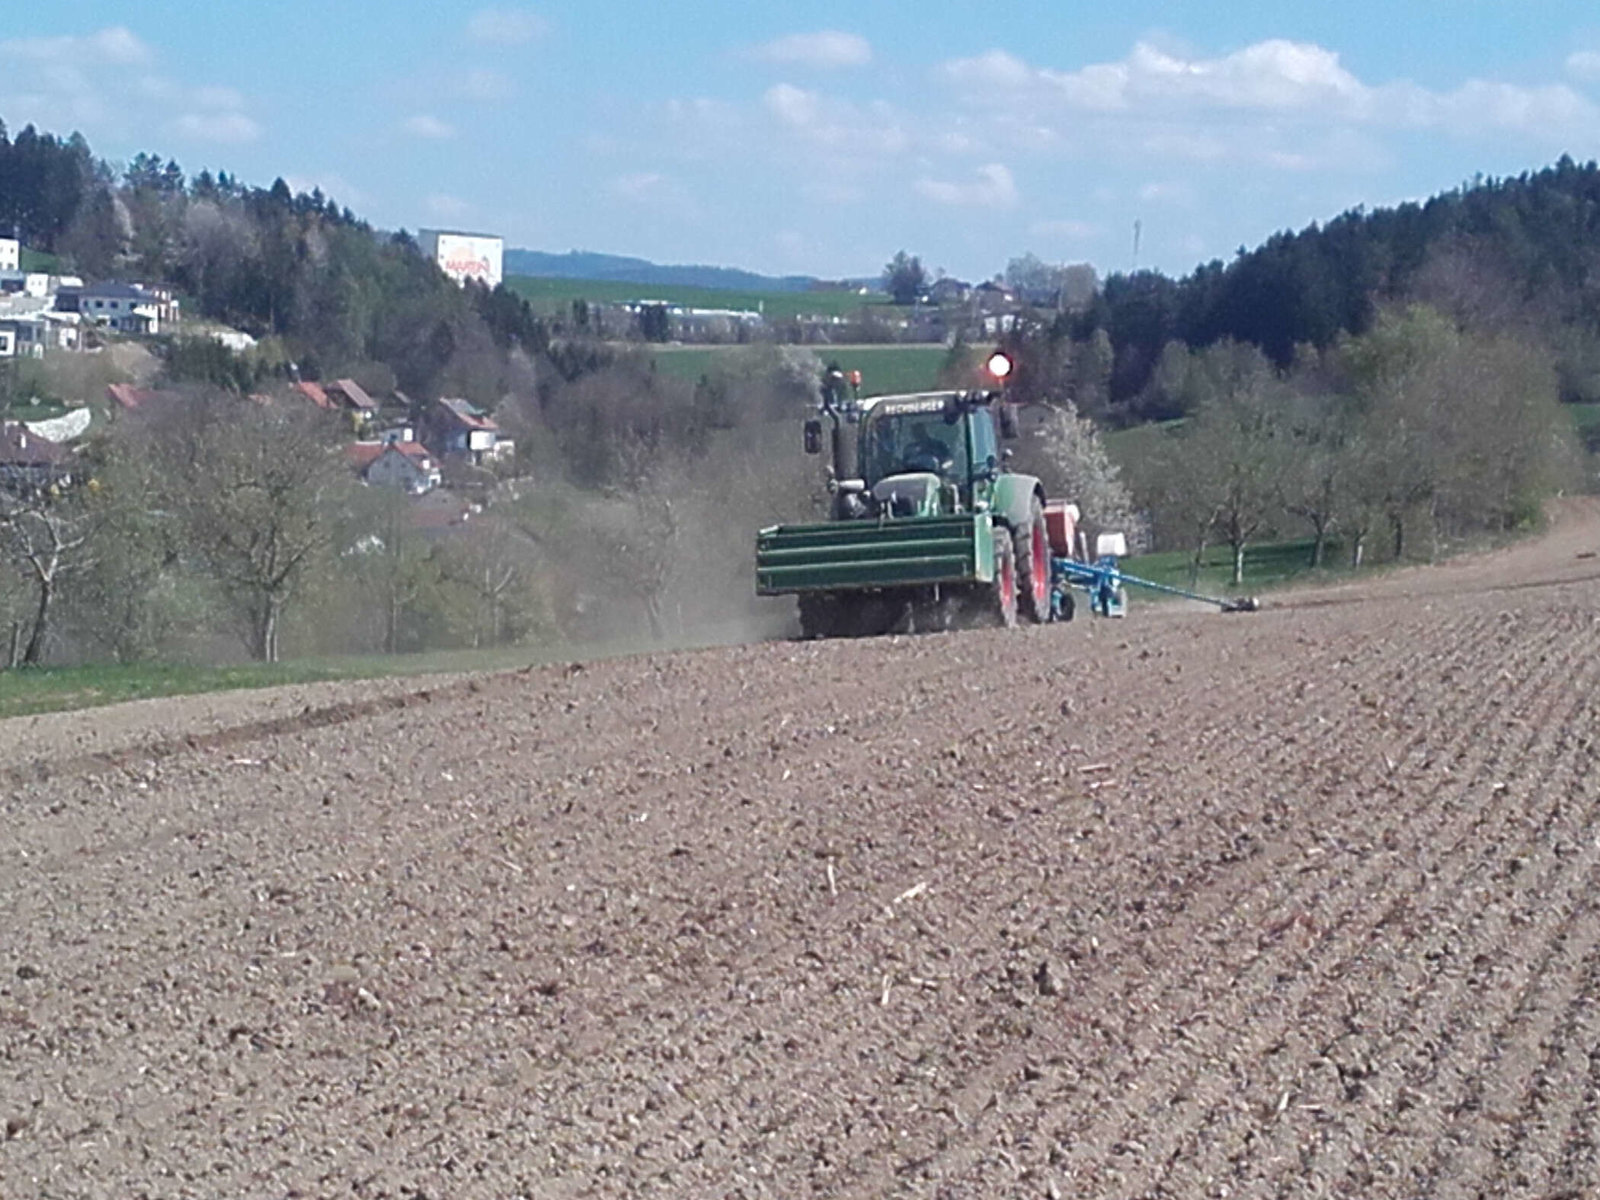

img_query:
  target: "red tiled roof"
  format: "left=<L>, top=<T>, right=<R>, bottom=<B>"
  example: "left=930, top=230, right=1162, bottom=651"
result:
left=328, top=378, right=377, bottom=410
left=106, top=383, right=164, bottom=410
left=344, top=442, right=385, bottom=470
left=438, top=396, right=498, bottom=432
left=294, top=381, right=333, bottom=410
left=391, top=441, right=436, bottom=464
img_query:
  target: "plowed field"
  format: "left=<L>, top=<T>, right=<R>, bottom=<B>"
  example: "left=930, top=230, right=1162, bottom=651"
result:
left=4, top=502, right=1600, bottom=1199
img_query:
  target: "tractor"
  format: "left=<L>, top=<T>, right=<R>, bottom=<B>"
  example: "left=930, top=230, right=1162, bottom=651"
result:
left=755, top=354, right=1073, bottom=637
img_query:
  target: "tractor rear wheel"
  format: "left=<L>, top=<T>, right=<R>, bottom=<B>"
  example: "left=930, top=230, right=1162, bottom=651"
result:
left=987, top=531, right=1018, bottom=628
left=798, top=594, right=837, bottom=639
left=1014, top=496, right=1049, bottom=624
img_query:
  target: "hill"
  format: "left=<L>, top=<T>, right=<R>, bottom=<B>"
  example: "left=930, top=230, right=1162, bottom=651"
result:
left=1030, top=155, right=1600, bottom=419
left=503, top=249, right=822, bottom=293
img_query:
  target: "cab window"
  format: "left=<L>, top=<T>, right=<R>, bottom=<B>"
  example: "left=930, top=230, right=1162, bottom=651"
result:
left=968, top=409, right=998, bottom=474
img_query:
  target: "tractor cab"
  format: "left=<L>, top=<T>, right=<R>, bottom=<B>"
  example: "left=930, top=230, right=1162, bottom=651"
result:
left=854, top=393, right=1005, bottom=518
left=803, top=355, right=1018, bottom=522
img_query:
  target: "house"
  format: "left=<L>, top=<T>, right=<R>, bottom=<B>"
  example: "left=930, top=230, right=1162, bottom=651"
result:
left=107, top=384, right=168, bottom=411
left=0, top=421, right=75, bottom=494
left=292, top=380, right=334, bottom=410
left=344, top=439, right=442, bottom=494
left=928, top=277, right=972, bottom=306
left=377, top=423, right=418, bottom=445
left=0, top=297, right=81, bottom=357
left=972, top=280, right=1017, bottom=313
left=55, top=282, right=178, bottom=334
left=324, top=378, right=378, bottom=414
left=425, top=397, right=514, bottom=466
left=0, top=238, right=17, bottom=272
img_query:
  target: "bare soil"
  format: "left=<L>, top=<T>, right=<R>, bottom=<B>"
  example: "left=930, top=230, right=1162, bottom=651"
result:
left=4, top=502, right=1600, bottom=1198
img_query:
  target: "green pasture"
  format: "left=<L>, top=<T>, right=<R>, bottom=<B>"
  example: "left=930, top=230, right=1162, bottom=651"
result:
left=0, top=627, right=752, bottom=721
left=1570, top=402, right=1600, bottom=445
left=0, top=658, right=431, bottom=720
left=505, top=274, right=891, bottom=322
left=17, top=247, right=60, bottom=273
left=1119, top=538, right=1345, bottom=599
left=652, top=343, right=948, bottom=395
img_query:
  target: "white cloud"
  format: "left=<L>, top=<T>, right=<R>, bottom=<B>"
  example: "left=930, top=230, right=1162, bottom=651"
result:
left=764, top=82, right=819, bottom=127
left=937, top=38, right=1600, bottom=169
left=426, top=193, right=472, bottom=218
left=456, top=68, right=515, bottom=102
left=172, top=111, right=261, bottom=144
left=943, top=49, right=1034, bottom=90
left=0, top=25, right=154, bottom=67
left=606, top=170, right=698, bottom=217
left=1138, top=181, right=1193, bottom=204
left=750, top=31, right=871, bottom=70
left=1409, top=79, right=1598, bottom=137
left=1029, top=218, right=1098, bottom=238
left=916, top=163, right=1018, bottom=208
left=466, top=8, right=547, bottom=44
left=403, top=114, right=456, bottom=139
left=946, top=39, right=1367, bottom=115
left=761, top=83, right=908, bottom=154
left=1566, top=51, right=1600, bottom=83
left=0, top=25, right=263, bottom=145
left=612, top=171, right=666, bottom=200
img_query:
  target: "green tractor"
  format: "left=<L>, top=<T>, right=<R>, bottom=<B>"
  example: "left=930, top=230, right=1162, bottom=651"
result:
left=755, top=355, right=1063, bottom=638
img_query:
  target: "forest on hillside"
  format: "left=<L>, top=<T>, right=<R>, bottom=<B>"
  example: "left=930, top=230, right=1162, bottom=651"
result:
left=998, top=156, right=1600, bottom=423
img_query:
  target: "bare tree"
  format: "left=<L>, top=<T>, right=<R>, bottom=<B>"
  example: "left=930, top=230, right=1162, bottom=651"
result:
left=1158, top=342, right=1285, bottom=585
left=0, top=490, right=97, bottom=666
left=437, top=514, right=543, bottom=648
left=143, top=393, right=352, bottom=662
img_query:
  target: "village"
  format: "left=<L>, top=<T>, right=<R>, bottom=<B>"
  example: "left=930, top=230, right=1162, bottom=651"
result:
left=0, top=230, right=526, bottom=547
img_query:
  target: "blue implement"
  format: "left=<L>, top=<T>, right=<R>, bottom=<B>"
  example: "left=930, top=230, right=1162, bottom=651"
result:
left=1051, top=554, right=1258, bottom=618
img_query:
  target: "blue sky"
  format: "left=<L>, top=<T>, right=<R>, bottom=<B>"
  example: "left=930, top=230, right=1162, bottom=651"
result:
left=6, top=3, right=1600, bottom=281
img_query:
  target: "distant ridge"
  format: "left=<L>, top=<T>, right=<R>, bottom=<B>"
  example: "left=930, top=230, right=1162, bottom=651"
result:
left=503, top=249, right=824, bottom=293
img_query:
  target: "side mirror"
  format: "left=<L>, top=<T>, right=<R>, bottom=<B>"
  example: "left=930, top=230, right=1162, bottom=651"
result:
left=803, top=418, right=822, bottom=455
left=998, top=404, right=1018, bottom=440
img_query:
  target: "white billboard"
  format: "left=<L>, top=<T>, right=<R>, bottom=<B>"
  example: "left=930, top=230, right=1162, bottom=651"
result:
left=420, top=230, right=503, bottom=288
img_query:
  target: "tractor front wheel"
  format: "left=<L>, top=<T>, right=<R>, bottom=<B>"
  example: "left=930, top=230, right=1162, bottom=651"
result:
left=987, top=531, right=1018, bottom=628
left=1014, top=496, right=1050, bottom=624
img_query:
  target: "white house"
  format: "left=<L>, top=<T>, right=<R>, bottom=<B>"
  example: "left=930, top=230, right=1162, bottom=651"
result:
left=0, top=296, right=81, bottom=357
left=0, top=238, right=18, bottom=272
left=345, top=439, right=442, bottom=494
left=56, top=282, right=178, bottom=334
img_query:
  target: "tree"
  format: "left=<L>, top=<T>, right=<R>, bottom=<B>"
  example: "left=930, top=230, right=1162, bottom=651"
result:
left=0, top=488, right=98, bottom=666
left=437, top=514, right=543, bottom=648
left=1166, top=342, right=1285, bottom=585
left=882, top=251, right=926, bottom=305
left=143, top=394, right=352, bottom=662
left=638, top=303, right=671, bottom=343
left=1030, top=399, right=1140, bottom=547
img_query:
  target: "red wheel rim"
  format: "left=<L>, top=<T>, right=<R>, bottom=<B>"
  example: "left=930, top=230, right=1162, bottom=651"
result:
left=1001, top=549, right=1016, bottom=611
left=1031, top=523, right=1048, bottom=608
